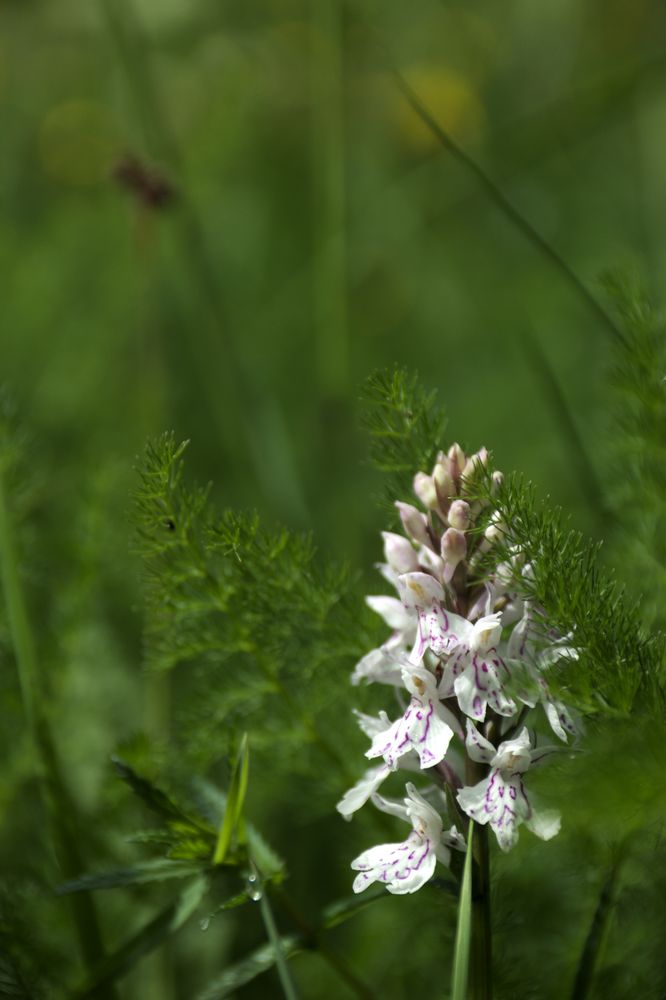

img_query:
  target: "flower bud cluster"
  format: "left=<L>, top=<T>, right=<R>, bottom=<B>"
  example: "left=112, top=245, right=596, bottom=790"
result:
left=338, top=442, right=578, bottom=895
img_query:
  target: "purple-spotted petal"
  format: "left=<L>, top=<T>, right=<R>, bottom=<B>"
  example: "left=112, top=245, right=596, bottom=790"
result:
left=351, top=831, right=437, bottom=895
left=365, top=667, right=455, bottom=769
left=453, top=653, right=516, bottom=721
left=457, top=771, right=531, bottom=852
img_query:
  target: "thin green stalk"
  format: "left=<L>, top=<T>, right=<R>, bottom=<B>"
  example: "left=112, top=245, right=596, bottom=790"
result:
left=465, top=758, right=492, bottom=1000
left=521, top=329, right=610, bottom=522
left=311, top=0, right=348, bottom=397
left=255, top=874, right=300, bottom=1000
left=0, top=461, right=116, bottom=998
left=390, top=70, right=627, bottom=350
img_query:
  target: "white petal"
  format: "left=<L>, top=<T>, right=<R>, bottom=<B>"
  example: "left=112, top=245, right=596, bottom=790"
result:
left=507, top=606, right=531, bottom=660
left=370, top=791, right=410, bottom=823
left=353, top=709, right=393, bottom=739
left=544, top=698, right=577, bottom=743
left=456, top=775, right=492, bottom=824
left=397, top=572, right=444, bottom=609
left=351, top=645, right=405, bottom=687
left=351, top=832, right=437, bottom=894
left=493, top=728, right=532, bottom=773
left=336, top=766, right=390, bottom=819
left=365, top=673, right=454, bottom=770
left=366, top=595, right=412, bottom=631
left=404, top=782, right=443, bottom=840
left=464, top=719, right=495, bottom=763
left=454, top=668, right=487, bottom=721
left=470, top=613, right=503, bottom=653
left=417, top=545, right=445, bottom=581
left=525, top=808, right=561, bottom=841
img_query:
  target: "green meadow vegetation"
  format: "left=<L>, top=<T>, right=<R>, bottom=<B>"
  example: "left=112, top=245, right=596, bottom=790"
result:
left=2, top=2, right=666, bottom=997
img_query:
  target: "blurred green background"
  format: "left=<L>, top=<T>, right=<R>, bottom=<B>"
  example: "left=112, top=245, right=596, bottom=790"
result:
left=2, top=0, right=666, bottom=997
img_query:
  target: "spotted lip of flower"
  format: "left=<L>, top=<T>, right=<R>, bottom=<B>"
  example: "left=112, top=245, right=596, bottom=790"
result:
left=456, top=721, right=560, bottom=852
left=365, top=663, right=458, bottom=770
left=351, top=783, right=446, bottom=895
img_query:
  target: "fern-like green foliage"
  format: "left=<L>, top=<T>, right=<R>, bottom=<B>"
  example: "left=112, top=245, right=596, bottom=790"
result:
left=478, top=472, right=664, bottom=716
left=361, top=368, right=448, bottom=518
left=132, top=435, right=376, bottom=784
left=602, top=271, right=666, bottom=628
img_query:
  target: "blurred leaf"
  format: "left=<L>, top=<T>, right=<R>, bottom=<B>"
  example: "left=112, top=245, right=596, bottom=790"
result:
left=73, top=875, right=209, bottom=999
left=320, top=887, right=386, bottom=930
left=571, top=852, right=625, bottom=1000
left=58, top=858, right=204, bottom=893
left=194, top=935, right=302, bottom=1000
left=112, top=757, right=212, bottom=832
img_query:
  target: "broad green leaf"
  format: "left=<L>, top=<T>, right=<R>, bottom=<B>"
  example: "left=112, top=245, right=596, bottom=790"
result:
left=73, top=875, right=209, bottom=999
left=58, top=858, right=204, bottom=894
left=451, top=823, right=474, bottom=1000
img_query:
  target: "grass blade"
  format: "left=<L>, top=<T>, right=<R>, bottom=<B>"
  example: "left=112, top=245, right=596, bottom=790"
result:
left=451, top=822, right=474, bottom=1000
left=213, top=734, right=250, bottom=865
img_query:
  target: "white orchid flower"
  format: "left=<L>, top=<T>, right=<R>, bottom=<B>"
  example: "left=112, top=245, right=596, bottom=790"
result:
left=456, top=721, right=560, bottom=852
left=351, top=783, right=462, bottom=895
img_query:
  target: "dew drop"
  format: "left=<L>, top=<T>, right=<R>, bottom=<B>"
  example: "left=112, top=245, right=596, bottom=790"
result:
left=199, top=917, right=210, bottom=932
left=245, top=873, right=262, bottom=901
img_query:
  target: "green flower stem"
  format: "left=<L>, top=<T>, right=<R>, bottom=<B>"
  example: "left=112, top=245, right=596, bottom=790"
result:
left=465, top=756, right=493, bottom=1000
left=0, top=462, right=116, bottom=997
left=255, top=874, right=300, bottom=1000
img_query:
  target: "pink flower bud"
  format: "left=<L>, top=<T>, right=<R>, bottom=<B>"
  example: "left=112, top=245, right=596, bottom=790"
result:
left=395, top=501, right=430, bottom=547
left=448, top=499, right=471, bottom=531
left=381, top=531, right=419, bottom=575
left=413, top=472, right=438, bottom=510
left=447, top=443, right=466, bottom=483
left=461, top=447, right=489, bottom=493
left=491, top=470, right=504, bottom=494
left=441, top=527, right=466, bottom=582
left=433, top=462, right=455, bottom=508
